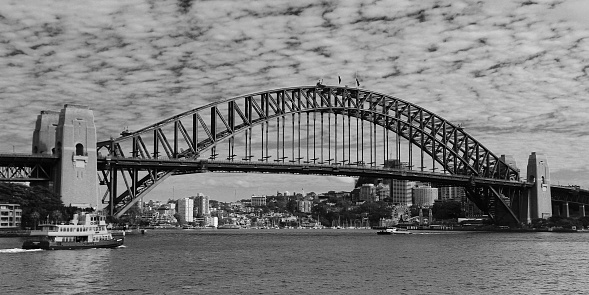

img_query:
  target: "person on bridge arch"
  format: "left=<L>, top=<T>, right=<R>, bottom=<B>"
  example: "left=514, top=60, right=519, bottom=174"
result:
left=316, top=79, right=324, bottom=88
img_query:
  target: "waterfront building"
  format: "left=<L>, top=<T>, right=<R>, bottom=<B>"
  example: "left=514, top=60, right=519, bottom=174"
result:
left=359, top=184, right=376, bottom=202
left=375, top=182, right=390, bottom=201
left=193, top=193, right=210, bottom=217
left=350, top=187, right=361, bottom=203
left=177, top=198, right=194, bottom=224
left=0, top=203, right=22, bottom=229
left=384, top=159, right=415, bottom=206
left=412, top=185, right=438, bottom=207
left=155, top=203, right=176, bottom=224
left=251, top=195, right=267, bottom=207
left=464, top=200, right=485, bottom=218
left=140, top=209, right=158, bottom=222
left=439, top=186, right=466, bottom=201
left=297, top=200, right=312, bottom=213
left=390, top=179, right=414, bottom=206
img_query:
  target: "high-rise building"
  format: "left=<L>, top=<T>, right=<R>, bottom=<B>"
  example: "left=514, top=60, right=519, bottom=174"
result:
left=413, top=185, right=438, bottom=207
left=193, top=193, right=210, bottom=218
left=375, top=182, right=390, bottom=201
left=439, top=187, right=466, bottom=201
left=177, top=198, right=194, bottom=224
left=297, top=200, right=312, bottom=213
left=359, top=184, right=376, bottom=202
left=384, top=159, right=414, bottom=205
left=390, top=180, right=414, bottom=206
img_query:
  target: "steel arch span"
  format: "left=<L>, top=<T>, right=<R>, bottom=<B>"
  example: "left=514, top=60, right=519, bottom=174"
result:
left=97, top=85, right=524, bottom=223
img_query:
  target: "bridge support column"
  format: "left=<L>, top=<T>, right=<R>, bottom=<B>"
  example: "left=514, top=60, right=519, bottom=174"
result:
left=54, top=104, right=98, bottom=208
left=526, top=152, right=552, bottom=220
left=520, top=192, right=531, bottom=224
left=552, top=204, right=560, bottom=216
left=563, top=202, right=570, bottom=218
left=581, top=205, right=586, bottom=217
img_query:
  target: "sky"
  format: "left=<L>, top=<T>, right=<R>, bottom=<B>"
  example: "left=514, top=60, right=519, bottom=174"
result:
left=1, top=0, right=589, bottom=203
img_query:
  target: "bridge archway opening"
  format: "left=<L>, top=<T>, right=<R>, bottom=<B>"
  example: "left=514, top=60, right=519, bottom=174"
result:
left=75, top=143, right=84, bottom=156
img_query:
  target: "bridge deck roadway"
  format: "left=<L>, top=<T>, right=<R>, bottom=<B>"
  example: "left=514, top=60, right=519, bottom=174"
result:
left=0, top=153, right=59, bottom=165
left=98, top=157, right=531, bottom=188
left=551, top=185, right=589, bottom=205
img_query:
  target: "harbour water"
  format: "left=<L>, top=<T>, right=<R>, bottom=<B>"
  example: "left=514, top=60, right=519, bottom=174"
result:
left=1, top=229, right=588, bottom=294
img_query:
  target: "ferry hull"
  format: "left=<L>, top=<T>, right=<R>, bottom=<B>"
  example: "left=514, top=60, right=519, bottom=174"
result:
left=22, top=238, right=124, bottom=250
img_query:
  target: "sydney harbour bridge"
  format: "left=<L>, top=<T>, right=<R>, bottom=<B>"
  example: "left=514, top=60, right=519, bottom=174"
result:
left=1, top=85, right=587, bottom=225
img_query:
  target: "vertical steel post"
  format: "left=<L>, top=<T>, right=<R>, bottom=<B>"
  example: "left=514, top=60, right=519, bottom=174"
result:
left=265, top=94, right=269, bottom=162
left=408, top=105, right=413, bottom=170
left=420, top=110, right=424, bottom=172
left=173, top=121, right=178, bottom=158
left=277, top=116, right=280, bottom=162
left=109, top=166, right=117, bottom=217
left=210, top=107, right=216, bottom=159
left=192, top=113, right=197, bottom=157
left=229, top=101, right=235, bottom=160
left=247, top=97, right=252, bottom=160
left=153, top=129, right=159, bottom=159
left=396, top=101, right=401, bottom=162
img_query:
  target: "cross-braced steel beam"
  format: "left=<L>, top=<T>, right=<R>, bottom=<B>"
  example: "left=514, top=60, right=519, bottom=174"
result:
left=96, top=85, right=522, bottom=220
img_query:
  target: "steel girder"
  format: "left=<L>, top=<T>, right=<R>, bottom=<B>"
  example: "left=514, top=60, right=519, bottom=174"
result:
left=0, top=154, right=57, bottom=182
left=551, top=185, right=589, bottom=205
left=0, top=164, right=52, bottom=181
left=96, top=85, right=521, bottom=219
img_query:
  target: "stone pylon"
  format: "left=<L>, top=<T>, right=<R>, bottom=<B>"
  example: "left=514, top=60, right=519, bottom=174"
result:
left=32, top=105, right=98, bottom=208
left=32, top=110, right=60, bottom=155
left=526, top=152, right=552, bottom=221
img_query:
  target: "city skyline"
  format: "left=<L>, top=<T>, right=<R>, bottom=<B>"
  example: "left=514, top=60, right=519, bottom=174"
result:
left=3, top=0, right=589, bottom=202
left=132, top=173, right=355, bottom=203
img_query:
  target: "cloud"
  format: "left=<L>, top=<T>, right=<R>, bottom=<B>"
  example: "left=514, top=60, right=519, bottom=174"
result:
left=3, top=0, right=589, bottom=200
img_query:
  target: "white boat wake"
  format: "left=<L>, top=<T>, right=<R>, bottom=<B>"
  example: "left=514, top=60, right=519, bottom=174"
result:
left=0, top=248, right=43, bottom=253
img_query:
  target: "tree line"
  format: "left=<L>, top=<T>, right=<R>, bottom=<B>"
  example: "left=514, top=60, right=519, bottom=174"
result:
left=0, top=182, right=79, bottom=229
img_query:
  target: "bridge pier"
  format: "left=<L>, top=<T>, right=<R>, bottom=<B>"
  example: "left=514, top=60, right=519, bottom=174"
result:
left=552, top=204, right=560, bottom=216
left=525, top=152, right=552, bottom=222
left=32, top=105, right=98, bottom=208
left=563, top=202, right=570, bottom=218
left=581, top=205, right=586, bottom=217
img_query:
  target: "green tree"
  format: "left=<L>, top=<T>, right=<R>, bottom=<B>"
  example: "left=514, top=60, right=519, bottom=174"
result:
left=432, top=201, right=463, bottom=220
left=50, top=210, right=64, bottom=223
left=0, top=182, right=65, bottom=229
left=174, top=213, right=183, bottom=225
left=286, top=199, right=298, bottom=213
left=578, top=216, right=589, bottom=228
left=30, top=211, right=40, bottom=230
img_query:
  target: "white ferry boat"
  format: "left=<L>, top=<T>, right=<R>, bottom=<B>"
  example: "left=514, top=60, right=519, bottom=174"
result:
left=22, top=212, right=124, bottom=250
left=376, top=227, right=412, bottom=235
left=217, top=224, right=241, bottom=229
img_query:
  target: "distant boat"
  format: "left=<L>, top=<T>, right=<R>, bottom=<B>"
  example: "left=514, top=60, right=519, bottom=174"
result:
left=376, top=229, right=392, bottom=235
left=217, top=224, right=240, bottom=229
left=376, top=228, right=412, bottom=235
left=22, top=212, right=124, bottom=250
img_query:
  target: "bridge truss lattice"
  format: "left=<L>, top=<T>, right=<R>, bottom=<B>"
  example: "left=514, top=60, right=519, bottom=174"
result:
left=97, top=85, right=524, bottom=223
